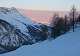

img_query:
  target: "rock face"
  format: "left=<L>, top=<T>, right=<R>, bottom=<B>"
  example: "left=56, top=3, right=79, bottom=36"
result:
left=0, top=7, right=51, bottom=54
left=0, top=19, right=25, bottom=53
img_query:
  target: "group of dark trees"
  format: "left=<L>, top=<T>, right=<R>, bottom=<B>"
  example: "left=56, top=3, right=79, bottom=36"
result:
left=50, top=5, right=80, bottom=38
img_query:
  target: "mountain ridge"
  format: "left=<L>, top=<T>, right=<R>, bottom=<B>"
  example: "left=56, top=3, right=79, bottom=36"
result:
left=0, top=7, right=52, bottom=54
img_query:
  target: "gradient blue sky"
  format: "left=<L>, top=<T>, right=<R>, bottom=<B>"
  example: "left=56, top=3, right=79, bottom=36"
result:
left=0, top=0, right=80, bottom=11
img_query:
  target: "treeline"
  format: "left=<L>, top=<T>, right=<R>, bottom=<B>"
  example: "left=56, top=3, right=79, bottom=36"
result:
left=50, top=5, right=80, bottom=38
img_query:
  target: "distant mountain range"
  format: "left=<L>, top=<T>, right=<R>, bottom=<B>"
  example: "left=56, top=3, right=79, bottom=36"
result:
left=19, top=9, right=70, bottom=25
left=19, top=9, right=80, bottom=25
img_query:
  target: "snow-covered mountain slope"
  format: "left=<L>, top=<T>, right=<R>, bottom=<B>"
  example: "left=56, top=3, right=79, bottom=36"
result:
left=0, top=7, right=51, bottom=54
left=0, top=28, right=80, bottom=56
left=0, top=7, right=35, bottom=32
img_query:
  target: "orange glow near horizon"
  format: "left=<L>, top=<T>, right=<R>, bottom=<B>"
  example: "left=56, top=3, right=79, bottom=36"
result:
left=20, top=9, right=68, bottom=25
left=22, top=10, right=53, bottom=25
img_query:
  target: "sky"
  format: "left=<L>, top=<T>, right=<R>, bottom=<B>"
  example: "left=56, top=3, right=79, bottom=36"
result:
left=0, top=0, right=80, bottom=11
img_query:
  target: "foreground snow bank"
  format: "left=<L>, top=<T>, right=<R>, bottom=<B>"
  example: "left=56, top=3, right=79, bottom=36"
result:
left=0, top=28, right=80, bottom=56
